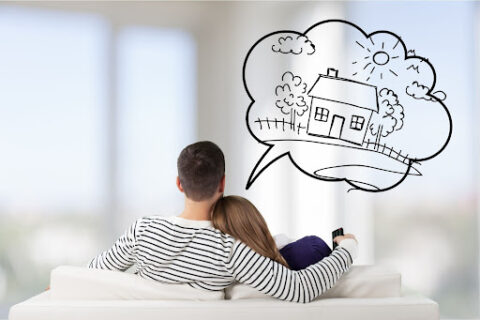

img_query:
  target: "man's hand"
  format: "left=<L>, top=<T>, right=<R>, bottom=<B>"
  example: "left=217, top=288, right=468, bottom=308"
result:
left=333, top=233, right=357, bottom=244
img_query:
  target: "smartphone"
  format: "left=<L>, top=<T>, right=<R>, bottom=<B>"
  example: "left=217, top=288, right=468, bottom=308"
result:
left=332, top=227, right=344, bottom=249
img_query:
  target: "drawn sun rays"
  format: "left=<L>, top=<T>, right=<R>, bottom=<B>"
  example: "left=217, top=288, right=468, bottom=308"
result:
left=351, top=35, right=403, bottom=82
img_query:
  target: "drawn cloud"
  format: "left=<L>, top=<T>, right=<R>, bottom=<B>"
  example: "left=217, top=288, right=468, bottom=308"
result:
left=243, top=20, right=452, bottom=192
left=271, top=35, right=315, bottom=55
left=406, top=81, right=447, bottom=102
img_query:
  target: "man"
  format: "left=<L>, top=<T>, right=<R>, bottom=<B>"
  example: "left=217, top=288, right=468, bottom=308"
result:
left=88, top=141, right=358, bottom=303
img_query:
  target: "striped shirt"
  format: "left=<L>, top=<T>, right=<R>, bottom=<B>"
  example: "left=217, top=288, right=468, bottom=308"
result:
left=88, top=215, right=355, bottom=303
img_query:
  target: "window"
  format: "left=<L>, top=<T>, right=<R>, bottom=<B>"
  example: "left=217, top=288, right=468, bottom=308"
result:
left=0, top=7, right=108, bottom=316
left=0, top=7, right=196, bottom=317
left=314, top=107, right=329, bottom=122
left=0, top=7, right=107, bottom=215
left=350, top=115, right=365, bottom=130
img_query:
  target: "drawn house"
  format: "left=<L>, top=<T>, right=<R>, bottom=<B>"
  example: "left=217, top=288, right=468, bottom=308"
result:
left=307, top=68, right=379, bottom=146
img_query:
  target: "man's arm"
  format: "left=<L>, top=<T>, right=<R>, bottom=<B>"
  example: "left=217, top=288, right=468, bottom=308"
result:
left=88, top=218, right=144, bottom=271
left=226, top=237, right=357, bottom=303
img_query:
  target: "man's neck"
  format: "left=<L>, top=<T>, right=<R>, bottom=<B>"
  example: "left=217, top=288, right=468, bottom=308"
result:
left=178, top=197, right=216, bottom=221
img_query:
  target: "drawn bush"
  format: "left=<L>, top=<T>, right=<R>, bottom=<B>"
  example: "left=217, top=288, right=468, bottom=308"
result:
left=275, top=71, right=308, bottom=126
left=369, top=88, right=404, bottom=147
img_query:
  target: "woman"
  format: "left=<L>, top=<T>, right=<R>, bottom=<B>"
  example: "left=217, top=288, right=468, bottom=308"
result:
left=212, top=195, right=355, bottom=271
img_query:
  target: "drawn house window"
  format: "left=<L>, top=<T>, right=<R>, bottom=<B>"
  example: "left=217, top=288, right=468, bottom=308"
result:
left=350, top=115, right=365, bottom=130
left=314, top=107, right=329, bottom=122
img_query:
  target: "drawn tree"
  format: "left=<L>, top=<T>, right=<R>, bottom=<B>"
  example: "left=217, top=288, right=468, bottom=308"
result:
left=369, top=88, right=404, bottom=149
left=275, top=71, right=308, bottom=126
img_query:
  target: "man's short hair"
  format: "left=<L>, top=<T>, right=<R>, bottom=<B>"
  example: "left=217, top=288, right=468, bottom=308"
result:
left=177, top=141, right=225, bottom=201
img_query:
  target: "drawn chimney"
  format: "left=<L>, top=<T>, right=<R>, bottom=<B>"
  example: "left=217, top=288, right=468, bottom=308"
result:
left=327, top=67, right=339, bottom=78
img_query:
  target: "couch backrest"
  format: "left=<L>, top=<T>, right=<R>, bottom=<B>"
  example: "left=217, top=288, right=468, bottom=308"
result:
left=50, top=265, right=401, bottom=301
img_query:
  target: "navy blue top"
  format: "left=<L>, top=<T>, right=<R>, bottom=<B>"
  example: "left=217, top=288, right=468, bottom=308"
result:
left=280, top=236, right=332, bottom=271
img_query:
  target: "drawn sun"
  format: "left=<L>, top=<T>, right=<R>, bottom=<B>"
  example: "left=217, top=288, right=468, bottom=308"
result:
left=351, top=36, right=403, bottom=82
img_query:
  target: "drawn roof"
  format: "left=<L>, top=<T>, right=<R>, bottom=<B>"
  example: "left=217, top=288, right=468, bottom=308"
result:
left=308, top=74, right=379, bottom=112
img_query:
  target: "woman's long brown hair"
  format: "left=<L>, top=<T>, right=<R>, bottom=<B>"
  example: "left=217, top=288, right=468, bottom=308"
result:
left=212, top=196, right=289, bottom=268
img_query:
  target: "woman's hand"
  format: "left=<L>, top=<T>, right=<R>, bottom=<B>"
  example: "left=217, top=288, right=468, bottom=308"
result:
left=333, top=233, right=357, bottom=244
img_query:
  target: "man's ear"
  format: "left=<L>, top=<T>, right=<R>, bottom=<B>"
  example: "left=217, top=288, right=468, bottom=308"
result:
left=176, top=176, right=184, bottom=193
left=218, top=175, right=226, bottom=193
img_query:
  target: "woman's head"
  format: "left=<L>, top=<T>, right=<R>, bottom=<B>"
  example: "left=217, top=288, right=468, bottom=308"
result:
left=212, top=196, right=289, bottom=268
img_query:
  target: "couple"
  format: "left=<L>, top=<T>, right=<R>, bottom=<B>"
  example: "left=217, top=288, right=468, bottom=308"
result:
left=88, top=141, right=358, bottom=303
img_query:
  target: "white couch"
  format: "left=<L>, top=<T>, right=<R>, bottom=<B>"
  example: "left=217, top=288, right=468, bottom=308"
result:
left=9, top=265, right=439, bottom=320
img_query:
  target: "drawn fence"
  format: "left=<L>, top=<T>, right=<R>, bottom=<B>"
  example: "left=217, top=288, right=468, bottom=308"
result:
left=363, top=139, right=410, bottom=164
left=254, top=117, right=307, bottom=134
left=253, top=118, right=410, bottom=164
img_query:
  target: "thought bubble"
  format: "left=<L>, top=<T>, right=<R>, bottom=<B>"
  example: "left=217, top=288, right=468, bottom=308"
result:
left=243, top=20, right=452, bottom=192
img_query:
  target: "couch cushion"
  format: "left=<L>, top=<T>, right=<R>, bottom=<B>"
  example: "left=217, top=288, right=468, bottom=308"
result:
left=225, top=265, right=401, bottom=300
left=9, top=290, right=439, bottom=320
left=50, top=266, right=224, bottom=300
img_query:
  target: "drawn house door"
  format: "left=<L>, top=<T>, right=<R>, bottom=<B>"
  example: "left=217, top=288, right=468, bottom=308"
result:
left=329, top=115, right=345, bottom=139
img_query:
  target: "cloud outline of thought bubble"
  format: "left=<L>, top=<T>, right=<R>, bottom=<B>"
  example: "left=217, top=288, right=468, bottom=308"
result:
left=243, top=19, right=453, bottom=192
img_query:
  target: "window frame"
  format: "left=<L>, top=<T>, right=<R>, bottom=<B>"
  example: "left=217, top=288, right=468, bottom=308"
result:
left=314, top=107, right=329, bottom=122
left=350, top=114, right=365, bottom=131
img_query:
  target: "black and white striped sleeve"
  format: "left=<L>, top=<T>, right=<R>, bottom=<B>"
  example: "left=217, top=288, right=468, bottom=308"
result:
left=226, top=240, right=355, bottom=303
left=87, top=218, right=146, bottom=271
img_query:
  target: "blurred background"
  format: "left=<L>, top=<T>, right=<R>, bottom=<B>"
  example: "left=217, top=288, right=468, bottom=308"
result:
left=0, top=1, right=478, bottom=319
